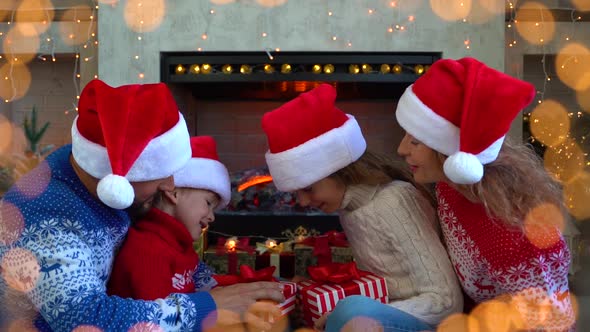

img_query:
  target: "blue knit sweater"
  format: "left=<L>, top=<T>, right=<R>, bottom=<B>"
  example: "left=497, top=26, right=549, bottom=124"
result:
left=0, top=145, right=216, bottom=331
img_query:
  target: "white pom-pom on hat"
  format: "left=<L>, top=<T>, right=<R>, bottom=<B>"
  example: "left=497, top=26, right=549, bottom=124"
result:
left=443, top=152, right=484, bottom=185
left=97, top=174, right=135, bottom=209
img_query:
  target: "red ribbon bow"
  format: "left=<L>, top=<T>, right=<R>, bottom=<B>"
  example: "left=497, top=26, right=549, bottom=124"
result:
left=216, top=237, right=254, bottom=255
left=307, top=262, right=361, bottom=284
left=214, top=265, right=277, bottom=286
left=299, top=231, right=348, bottom=265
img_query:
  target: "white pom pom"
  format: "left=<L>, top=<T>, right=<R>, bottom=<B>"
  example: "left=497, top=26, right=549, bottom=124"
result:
left=443, top=152, right=484, bottom=184
left=97, top=174, right=135, bottom=209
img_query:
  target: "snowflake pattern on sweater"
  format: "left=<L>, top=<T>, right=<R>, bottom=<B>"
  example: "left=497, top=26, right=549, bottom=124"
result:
left=0, top=145, right=216, bottom=332
left=436, top=182, right=575, bottom=331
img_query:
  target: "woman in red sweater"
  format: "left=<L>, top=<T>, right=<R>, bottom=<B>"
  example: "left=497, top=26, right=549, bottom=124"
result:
left=108, top=136, right=231, bottom=300
left=396, top=57, right=575, bottom=331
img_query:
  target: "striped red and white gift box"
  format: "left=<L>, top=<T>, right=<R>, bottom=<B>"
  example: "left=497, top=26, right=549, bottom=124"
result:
left=297, top=272, right=388, bottom=325
left=278, top=281, right=297, bottom=315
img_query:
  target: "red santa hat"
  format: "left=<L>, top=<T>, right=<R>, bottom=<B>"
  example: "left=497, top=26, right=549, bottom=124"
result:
left=72, top=79, right=191, bottom=209
left=395, top=57, right=535, bottom=184
left=173, top=136, right=231, bottom=209
left=262, top=84, right=366, bottom=192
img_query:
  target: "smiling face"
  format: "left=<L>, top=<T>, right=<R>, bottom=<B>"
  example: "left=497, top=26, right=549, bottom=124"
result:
left=174, top=188, right=220, bottom=241
left=397, top=133, right=446, bottom=184
left=294, top=177, right=346, bottom=214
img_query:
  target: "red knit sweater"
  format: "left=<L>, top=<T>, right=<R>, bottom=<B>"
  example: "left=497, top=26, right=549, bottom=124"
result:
left=436, top=182, right=574, bottom=331
left=108, top=208, right=199, bottom=300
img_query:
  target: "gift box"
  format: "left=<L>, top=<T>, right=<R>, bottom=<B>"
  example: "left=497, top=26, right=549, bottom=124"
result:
left=214, top=266, right=297, bottom=316
left=255, top=239, right=296, bottom=279
left=294, top=231, right=354, bottom=277
left=203, top=237, right=255, bottom=275
left=297, top=262, right=388, bottom=327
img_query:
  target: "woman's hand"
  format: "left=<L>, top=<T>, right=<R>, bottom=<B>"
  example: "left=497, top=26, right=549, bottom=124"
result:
left=314, top=313, right=330, bottom=331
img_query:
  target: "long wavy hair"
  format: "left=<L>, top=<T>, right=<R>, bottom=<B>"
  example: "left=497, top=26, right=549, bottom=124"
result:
left=446, top=138, right=566, bottom=227
left=329, top=150, right=435, bottom=205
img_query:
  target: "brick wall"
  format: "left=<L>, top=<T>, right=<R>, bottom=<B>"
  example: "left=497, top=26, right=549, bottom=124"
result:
left=1, top=59, right=78, bottom=154
left=181, top=98, right=402, bottom=173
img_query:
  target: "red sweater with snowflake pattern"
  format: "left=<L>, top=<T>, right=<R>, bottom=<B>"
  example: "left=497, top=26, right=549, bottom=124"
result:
left=108, top=208, right=199, bottom=300
left=436, top=182, right=574, bottom=331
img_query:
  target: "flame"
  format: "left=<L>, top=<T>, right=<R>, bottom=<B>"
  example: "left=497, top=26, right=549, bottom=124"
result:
left=237, top=175, right=273, bottom=192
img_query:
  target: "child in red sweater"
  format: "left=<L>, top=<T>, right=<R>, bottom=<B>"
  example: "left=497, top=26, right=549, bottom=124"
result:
left=108, top=136, right=231, bottom=300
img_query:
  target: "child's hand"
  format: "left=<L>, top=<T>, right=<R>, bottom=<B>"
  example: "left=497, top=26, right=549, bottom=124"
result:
left=314, top=313, right=330, bottom=331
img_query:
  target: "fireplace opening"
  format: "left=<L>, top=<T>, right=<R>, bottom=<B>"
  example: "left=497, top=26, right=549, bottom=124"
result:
left=161, top=52, right=441, bottom=244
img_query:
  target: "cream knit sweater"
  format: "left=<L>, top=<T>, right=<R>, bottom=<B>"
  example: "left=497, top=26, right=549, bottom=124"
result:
left=339, top=181, right=463, bottom=326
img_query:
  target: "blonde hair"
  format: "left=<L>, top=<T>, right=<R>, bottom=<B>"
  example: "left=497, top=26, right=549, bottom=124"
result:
left=330, top=150, right=435, bottom=205
left=450, top=139, right=566, bottom=227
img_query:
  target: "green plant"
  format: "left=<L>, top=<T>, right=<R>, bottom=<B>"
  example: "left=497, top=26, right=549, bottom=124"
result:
left=23, top=106, right=50, bottom=156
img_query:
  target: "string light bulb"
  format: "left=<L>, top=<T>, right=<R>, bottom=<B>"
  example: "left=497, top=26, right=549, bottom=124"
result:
left=361, top=64, right=372, bottom=73
left=414, top=65, right=425, bottom=75
left=176, top=65, right=186, bottom=74
left=312, top=64, right=322, bottom=74
left=349, top=64, right=360, bottom=74
left=264, top=64, right=275, bottom=74
left=222, top=64, right=233, bottom=74
left=323, top=64, right=334, bottom=74
left=380, top=64, right=391, bottom=74
left=201, top=64, right=212, bottom=74
left=280, top=64, right=291, bottom=74
left=393, top=64, right=402, bottom=74
left=190, top=64, right=200, bottom=74
left=240, top=65, right=252, bottom=74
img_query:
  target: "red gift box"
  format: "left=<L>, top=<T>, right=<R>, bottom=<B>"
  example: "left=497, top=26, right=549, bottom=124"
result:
left=297, top=262, right=388, bottom=326
left=214, top=265, right=297, bottom=316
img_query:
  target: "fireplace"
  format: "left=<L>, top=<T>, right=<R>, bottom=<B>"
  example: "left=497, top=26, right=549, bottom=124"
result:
left=160, top=52, right=441, bottom=244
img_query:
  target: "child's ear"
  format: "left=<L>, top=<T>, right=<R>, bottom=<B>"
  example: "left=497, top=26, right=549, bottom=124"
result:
left=162, top=189, right=179, bottom=205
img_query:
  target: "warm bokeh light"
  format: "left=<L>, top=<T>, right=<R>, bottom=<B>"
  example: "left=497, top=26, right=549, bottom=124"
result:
left=2, top=27, right=40, bottom=64
left=529, top=100, right=570, bottom=148
left=430, top=0, right=472, bottom=22
left=468, top=299, right=515, bottom=332
left=124, top=0, right=166, bottom=33
left=478, top=0, right=505, bottom=14
left=437, top=313, right=477, bottom=332
left=467, top=0, right=496, bottom=24
left=563, top=171, right=590, bottom=220
left=515, top=2, right=555, bottom=45
left=59, top=6, right=96, bottom=46
left=256, top=0, right=288, bottom=7
left=572, top=0, right=590, bottom=11
left=0, top=63, right=32, bottom=101
left=128, top=322, right=165, bottom=332
left=0, top=248, right=40, bottom=293
left=524, top=203, right=565, bottom=250
left=0, top=114, right=14, bottom=154
left=543, top=139, right=585, bottom=183
left=13, top=160, right=52, bottom=199
left=509, top=288, right=575, bottom=331
left=339, top=316, right=383, bottom=332
left=555, top=43, right=590, bottom=91
left=16, top=0, right=55, bottom=36
left=576, top=87, right=590, bottom=113
left=0, top=201, right=25, bottom=247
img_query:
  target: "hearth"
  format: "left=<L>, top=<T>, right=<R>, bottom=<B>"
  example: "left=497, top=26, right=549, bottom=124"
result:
left=160, top=51, right=441, bottom=246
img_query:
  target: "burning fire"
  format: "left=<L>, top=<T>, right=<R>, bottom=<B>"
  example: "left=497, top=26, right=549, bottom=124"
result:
left=237, top=175, right=273, bottom=192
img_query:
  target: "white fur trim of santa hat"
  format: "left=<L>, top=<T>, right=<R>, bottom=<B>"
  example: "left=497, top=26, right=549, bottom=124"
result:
left=265, top=115, right=366, bottom=192
left=396, top=85, right=504, bottom=184
left=71, top=112, right=191, bottom=182
left=174, top=157, right=231, bottom=209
